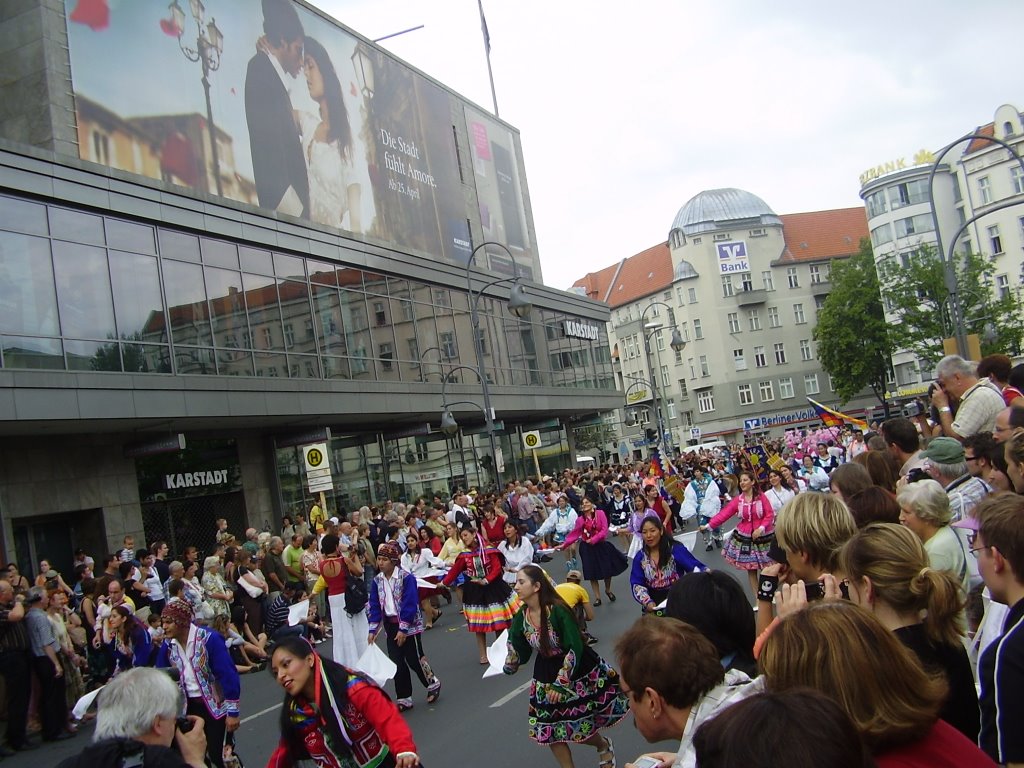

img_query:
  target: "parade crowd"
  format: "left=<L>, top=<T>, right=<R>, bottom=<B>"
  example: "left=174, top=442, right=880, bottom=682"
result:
left=0, top=352, right=1021, bottom=768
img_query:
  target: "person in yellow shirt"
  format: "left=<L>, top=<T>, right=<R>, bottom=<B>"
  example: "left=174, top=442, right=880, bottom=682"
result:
left=309, top=501, right=326, bottom=533
left=554, top=570, right=597, bottom=644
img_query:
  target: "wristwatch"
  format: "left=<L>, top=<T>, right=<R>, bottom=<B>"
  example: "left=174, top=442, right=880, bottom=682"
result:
left=939, top=406, right=952, bottom=414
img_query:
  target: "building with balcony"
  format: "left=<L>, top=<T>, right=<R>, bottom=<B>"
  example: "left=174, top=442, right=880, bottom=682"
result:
left=573, top=189, right=874, bottom=460
left=860, top=103, right=1024, bottom=397
left=0, top=1, right=619, bottom=576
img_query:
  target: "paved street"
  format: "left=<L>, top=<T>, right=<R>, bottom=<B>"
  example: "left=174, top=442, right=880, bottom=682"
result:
left=15, top=526, right=741, bottom=768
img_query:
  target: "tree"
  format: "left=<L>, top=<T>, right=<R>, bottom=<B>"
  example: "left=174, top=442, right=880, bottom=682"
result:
left=814, top=238, right=892, bottom=407
left=573, top=423, right=617, bottom=458
left=877, top=243, right=1024, bottom=367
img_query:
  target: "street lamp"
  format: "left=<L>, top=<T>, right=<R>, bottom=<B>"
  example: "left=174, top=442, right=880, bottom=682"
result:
left=927, top=133, right=1024, bottom=357
left=168, top=0, right=224, bottom=196
left=637, top=302, right=685, bottom=452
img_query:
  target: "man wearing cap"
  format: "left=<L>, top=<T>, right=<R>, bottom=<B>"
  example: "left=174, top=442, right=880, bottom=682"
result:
left=367, top=542, right=441, bottom=712
left=25, top=587, right=72, bottom=742
left=921, top=436, right=992, bottom=522
left=932, top=354, right=1005, bottom=441
left=156, top=601, right=240, bottom=768
left=555, top=571, right=597, bottom=644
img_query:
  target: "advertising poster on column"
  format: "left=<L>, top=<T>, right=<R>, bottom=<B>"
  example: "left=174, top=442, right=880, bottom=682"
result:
left=64, top=0, right=471, bottom=264
left=464, top=105, right=535, bottom=278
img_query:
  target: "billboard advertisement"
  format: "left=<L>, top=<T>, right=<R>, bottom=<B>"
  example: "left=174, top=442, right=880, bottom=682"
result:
left=64, top=0, right=481, bottom=265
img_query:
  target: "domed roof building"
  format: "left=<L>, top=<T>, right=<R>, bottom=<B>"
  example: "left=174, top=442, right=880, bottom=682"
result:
left=671, top=188, right=783, bottom=237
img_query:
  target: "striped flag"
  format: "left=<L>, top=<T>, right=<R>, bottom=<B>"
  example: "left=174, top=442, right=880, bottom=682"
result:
left=807, top=397, right=867, bottom=429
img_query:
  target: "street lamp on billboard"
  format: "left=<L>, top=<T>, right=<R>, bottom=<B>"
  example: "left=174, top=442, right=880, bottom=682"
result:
left=168, top=0, right=224, bottom=196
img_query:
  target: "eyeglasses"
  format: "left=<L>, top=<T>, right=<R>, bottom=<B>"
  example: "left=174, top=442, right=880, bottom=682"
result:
left=970, top=545, right=993, bottom=559
left=964, top=455, right=981, bottom=462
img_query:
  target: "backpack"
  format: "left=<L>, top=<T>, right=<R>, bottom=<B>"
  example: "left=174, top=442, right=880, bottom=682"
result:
left=344, top=575, right=368, bottom=616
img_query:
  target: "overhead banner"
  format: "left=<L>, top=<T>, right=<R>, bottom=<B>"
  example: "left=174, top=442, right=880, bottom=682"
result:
left=64, top=0, right=489, bottom=265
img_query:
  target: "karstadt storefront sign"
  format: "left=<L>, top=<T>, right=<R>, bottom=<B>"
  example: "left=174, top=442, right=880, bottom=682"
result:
left=563, top=319, right=599, bottom=341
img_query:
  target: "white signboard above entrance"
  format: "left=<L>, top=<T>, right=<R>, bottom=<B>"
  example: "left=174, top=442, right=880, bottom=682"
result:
left=563, top=320, right=599, bottom=341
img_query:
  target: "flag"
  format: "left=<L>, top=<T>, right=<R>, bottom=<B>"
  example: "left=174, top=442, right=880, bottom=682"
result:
left=745, top=445, right=770, bottom=482
left=649, top=448, right=665, bottom=478
left=807, top=397, right=868, bottom=429
left=767, top=452, right=786, bottom=472
left=478, top=0, right=491, bottom=55
left=69, top=0, right=110, bottom=31
left=650, top=448, right=684, bottom=503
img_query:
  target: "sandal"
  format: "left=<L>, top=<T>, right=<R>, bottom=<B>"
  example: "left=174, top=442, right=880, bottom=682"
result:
left=479, top=657, right=489, bottom=665
left=598, top=737, right=615, bottom=768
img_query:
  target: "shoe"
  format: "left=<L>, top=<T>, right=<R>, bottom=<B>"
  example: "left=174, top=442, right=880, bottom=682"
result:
left=397, top=699, right=413, bottom=712
left=606, top=592, right=616, bottom=602
left=426, top=679, right=441, bottom=704
left=593, top=599, right=603, bottom=607
left=705, top=543, right=713, bottom=552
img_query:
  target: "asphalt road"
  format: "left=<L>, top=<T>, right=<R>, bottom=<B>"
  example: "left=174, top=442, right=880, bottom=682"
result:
left=18, top=525, right=742, bottom=768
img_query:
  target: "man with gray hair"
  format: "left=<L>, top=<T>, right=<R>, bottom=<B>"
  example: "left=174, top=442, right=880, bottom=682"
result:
left=932, top=354, right=1004, bottom=441
left=56, top=667, right=207, bottom=768
left=920, top=436, right=992, bottom=522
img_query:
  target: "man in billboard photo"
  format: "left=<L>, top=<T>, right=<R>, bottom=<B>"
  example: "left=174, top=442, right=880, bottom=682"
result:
left=245, top=0, right=309, bottom=217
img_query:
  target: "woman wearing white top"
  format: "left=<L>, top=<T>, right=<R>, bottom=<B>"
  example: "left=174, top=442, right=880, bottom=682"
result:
left=401, top=533, right=446, bottom=628
left=498, top=520, right=535, bottom=585
left=535, top=495, right=578, bottom=570
left=797, top=455, right=830, bottom=492
left=764, top=469, right=796, bottom=514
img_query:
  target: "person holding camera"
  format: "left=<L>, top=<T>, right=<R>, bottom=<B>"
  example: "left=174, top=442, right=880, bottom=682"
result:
left=57, top=667, right=208, bottom=768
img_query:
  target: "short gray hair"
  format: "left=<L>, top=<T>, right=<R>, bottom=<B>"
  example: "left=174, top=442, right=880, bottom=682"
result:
left=896, top=478, right=952, bottom=526
left=929, top=459, right=969, bottom=483
left=94, top=668, right=181, bottom=741
left=935, top=355, right=976, bottom=380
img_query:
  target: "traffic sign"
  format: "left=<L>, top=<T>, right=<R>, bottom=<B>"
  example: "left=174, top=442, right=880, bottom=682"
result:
left=522, top=430, right=541, bottom=449
left=302, top=442, right=333, bottom=493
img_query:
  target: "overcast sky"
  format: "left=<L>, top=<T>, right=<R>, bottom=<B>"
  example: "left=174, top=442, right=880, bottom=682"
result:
left=319, top=0, right=1024, bottom=291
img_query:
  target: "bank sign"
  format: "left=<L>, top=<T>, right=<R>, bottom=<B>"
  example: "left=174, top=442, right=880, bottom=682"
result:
left=744, top=408, right=817, bottom=430
left=717, top=241, right=750, bottom=274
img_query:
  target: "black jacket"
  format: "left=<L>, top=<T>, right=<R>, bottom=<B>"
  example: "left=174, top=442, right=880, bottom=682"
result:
left=56, top=738, right=190, bottom=768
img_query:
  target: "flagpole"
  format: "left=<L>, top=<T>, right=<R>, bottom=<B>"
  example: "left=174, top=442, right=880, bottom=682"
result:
left=477, top=0, right=499, bottom=116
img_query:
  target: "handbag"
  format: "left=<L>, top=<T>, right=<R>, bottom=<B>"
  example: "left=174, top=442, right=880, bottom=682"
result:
left=344, top=576, right=368, bottom=616
left=238, top=573, right=264, bottom=599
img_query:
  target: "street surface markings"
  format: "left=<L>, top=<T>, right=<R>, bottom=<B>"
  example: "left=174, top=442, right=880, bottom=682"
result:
left=489, top=680, right=531, bottom=708
left=240, top=702, right=283, bottom=724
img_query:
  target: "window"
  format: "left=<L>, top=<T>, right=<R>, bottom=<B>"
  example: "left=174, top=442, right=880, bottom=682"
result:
left=894, top=214, right=935, bottom=238
left=693, top=237, right=702, bottom=245
left=754, top=345, right=767, bottom=368
left=809, top=264, right=823, bottom=284
left=762, top=271, right=774, bottom=291
left=804, top=373, right=819, bottom=394
left=688, top=287, right=698, bottom=304
left=722, top=275, right=734, bottom=297
left=740, top=272, right=754, bottom=292
left=655, top=329, right=666, bottom=352
left=759, top=380, right=775, bottom=402
left=373, top=301, right=386, bottom=326
left=262, top=327, right=273, bottom=348
left=477, top=328, right=489, bottom=355
left=978, top=176, right=992, bottom=205
left=682, top=410, right=694, bottom=428
left=400, top=299, right=414, bottom=321
left=284, top=323, right=295, bottom=347
left=814, top=295, right=826, bottom=311
left=800, top=339, right=813, bottom=361
left=1013, top=166, right=1024, bottom=195
left=793, top=303, right=806, bottom=324
left=870, top=223, right=893, bottom=247
left=661, top=364, right=670, bottom=388
left=747, top=309, right=761, bottom=331
left=433, top=289, right=451, bottom=308
left=889, top=179, right=929, bottom=209
left=440, top=331, right=457, bottom=359
left=697, top=389, right=715, bottom=413
left=693, top=319, right=703, bottom=339
left=728, top=312, right=741, bottom=333
left=688, top=358, right=697, bottom=380
left=786, top=267, right=799, bottom=288
left=866, top=189, right=887, bottom=217
left=734, top=349, right=747, bottom=371
left=679, top=321, right=690, bottom=342
left=767, top=306, right=781, bottom=328
left=828, top=374, right=836, bottom=392
left=678, top=379, right=689, bottom=398
left=713, top=233, right=730, bottom=242
left=989, top=225, right=1003, bottom=255
left=997, top=274, right=1010, bottom=299
left=774, top=342, right=787, bottom=365
left=379, top=342, right=393, bottom=371
left=677, top=286, right=686, bottom=305
left=738, top=384, right=754, bottom=405
left=699, top=355, right=710, bottom=376
left=779, top=377, right=794, bottom=399
left=667, top=399, right=677, bottom=420
left=750, top=228, right=766, bottom=237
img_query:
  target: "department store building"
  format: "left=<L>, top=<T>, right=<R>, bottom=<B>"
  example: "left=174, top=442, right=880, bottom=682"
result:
left=0, top=0, right=619, bottom=574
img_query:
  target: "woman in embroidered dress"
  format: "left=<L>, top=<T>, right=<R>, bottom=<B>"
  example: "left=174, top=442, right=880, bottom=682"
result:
left=623, top=493, right=659, bottom=560
left=105, top=604, right=152, bottom=675
left=556, top=498, right=629, bottom=606
left=441, top=526, right=519, bottom=665
left=504, top=564, right=628, bottom=768
left=535, top=495, right=578, bottom=571
left=400, top=533, right=446, bottom=629
left=701, top=470, right=776, bottom=600
left=630, top=517, right=707, bottom=614
left=603, top=483, right=633, bottom=550
left=267, top=636, right=420, bottom=768
left=311, top=534, right=368, bottom=669
left=683, top=464, right=724, bottom=553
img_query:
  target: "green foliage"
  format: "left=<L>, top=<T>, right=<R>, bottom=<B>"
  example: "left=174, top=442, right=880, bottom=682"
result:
left=813, top=238, right=892, bottom=405
left=877, top=243, right=1024, bottom=367
left=573, top=423, right=617, bottom=452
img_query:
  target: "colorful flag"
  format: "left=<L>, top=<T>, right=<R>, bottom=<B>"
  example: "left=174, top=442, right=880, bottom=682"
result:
left=744, top=445, right=770, bottom=482
left=767, top=452, right=786, bottom=472
left=807, top=397, right=867, bottom=429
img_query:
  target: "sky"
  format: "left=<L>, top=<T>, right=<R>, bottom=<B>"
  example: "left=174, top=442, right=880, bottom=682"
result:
left=315, top=0, right=1024, bottom=291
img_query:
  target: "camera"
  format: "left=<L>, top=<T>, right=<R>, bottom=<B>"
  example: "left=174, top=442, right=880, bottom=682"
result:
left=906, top=467, right=930, bottom=484
left=804, top=581, right=826, bottom=601
left=176, top=716, right=193, bottom=733
left=902, top=401, right=923, bottom=418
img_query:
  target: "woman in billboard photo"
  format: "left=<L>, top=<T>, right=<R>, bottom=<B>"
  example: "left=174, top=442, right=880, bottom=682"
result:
left=295, top=36, right=363, bottom=234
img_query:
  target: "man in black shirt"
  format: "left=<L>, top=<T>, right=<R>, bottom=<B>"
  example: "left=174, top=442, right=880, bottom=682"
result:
left=0, top=579, right=33, bottom=753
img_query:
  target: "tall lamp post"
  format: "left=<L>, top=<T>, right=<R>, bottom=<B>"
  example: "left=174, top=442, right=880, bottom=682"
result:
left=927, top=133, right=1024, bottom=357
left=436, top=243, right=532, bottom=489
left=169, top=0, right=224, bottom=196
left=637, top=302, right=686, bottom=452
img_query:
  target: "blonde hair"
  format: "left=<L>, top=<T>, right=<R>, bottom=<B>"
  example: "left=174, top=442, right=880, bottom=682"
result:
left=1004, top=428, right=1024, bottom=472
left=774, top=493, right=856, bottom=571
left=838, top=523, right=965, bottom=645
left=895, top=479, right=951, bottom=526
left=760, top=602, right=946, bottom=752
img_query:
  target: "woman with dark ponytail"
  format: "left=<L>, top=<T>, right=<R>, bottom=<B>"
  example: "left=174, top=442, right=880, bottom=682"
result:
left=838, top=522, right=978, bottom=741
left=266, top=635, right=419, bottom=768
left=505, top=564, right=628, bottom=768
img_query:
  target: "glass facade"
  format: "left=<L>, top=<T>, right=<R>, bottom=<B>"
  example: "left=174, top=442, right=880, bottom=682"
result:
left=0, top=194, right=615, bottom=389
